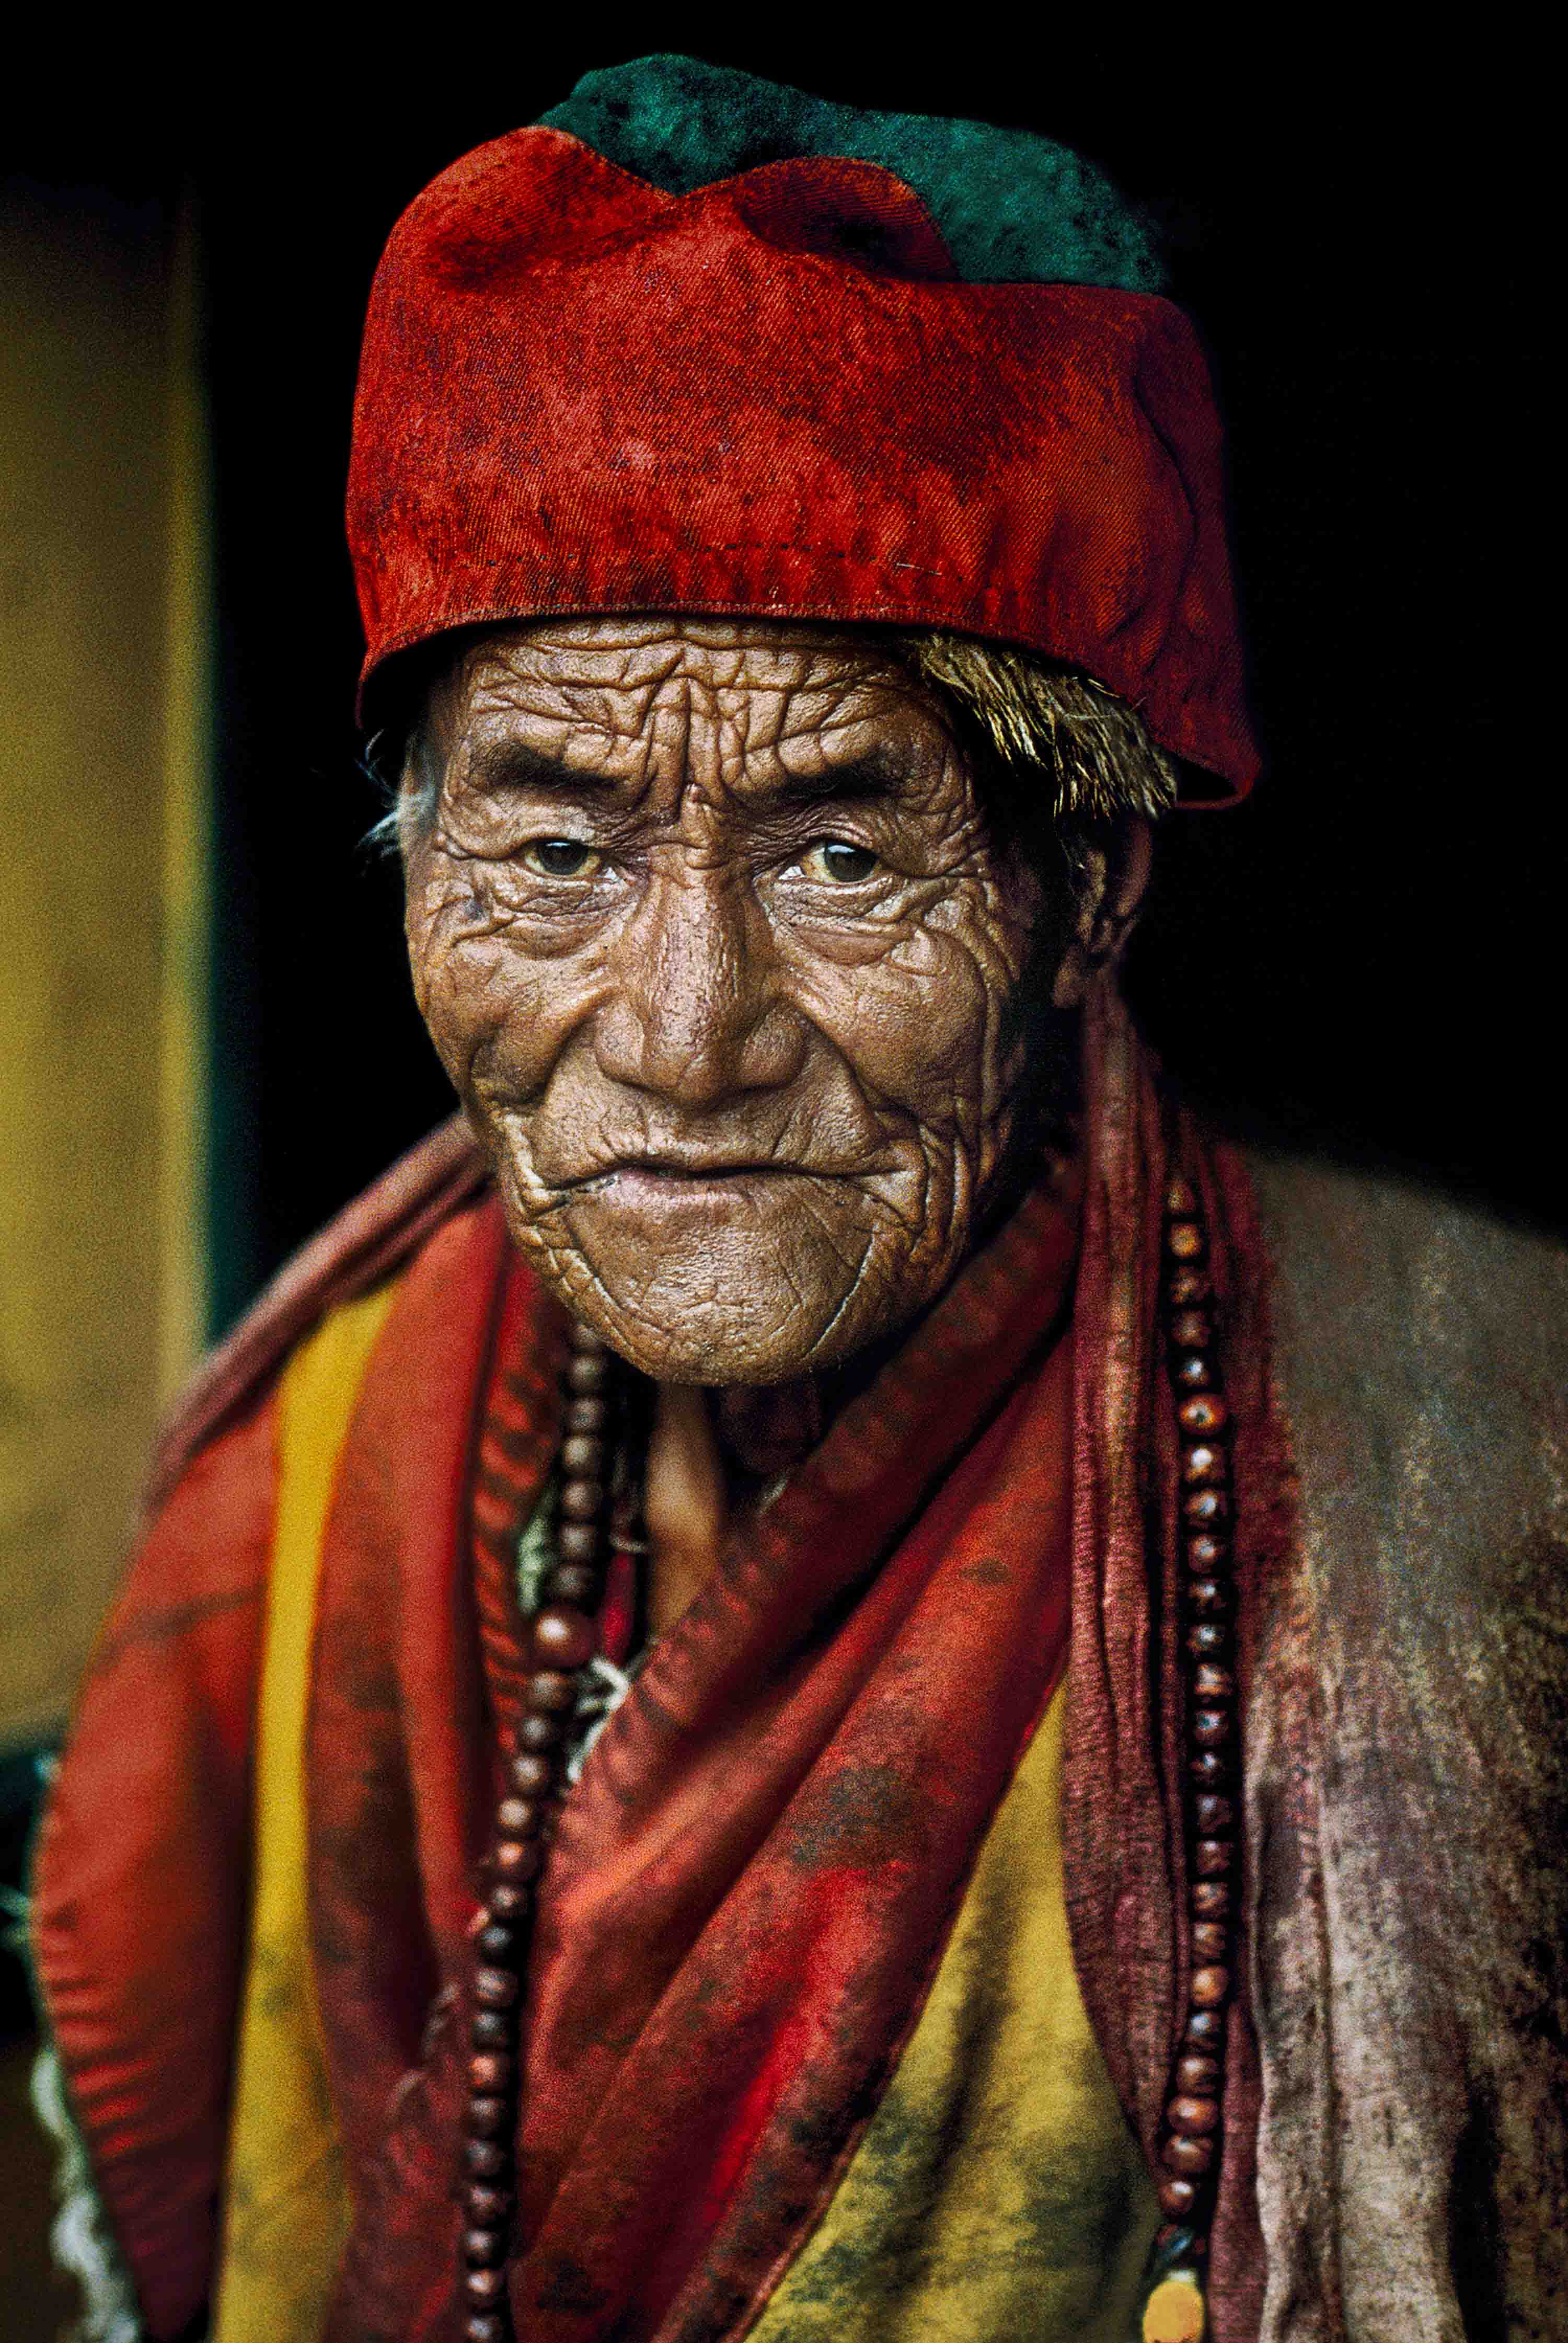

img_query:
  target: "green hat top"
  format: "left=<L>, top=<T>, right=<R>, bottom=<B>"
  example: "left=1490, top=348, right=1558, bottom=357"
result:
left=542, top=54, right=1166, bottom=293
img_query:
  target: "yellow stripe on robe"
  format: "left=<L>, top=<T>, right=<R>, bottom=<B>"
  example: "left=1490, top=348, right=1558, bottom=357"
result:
left=212, top=1281, right=399, bottom=2343
left=214, top=1290, right=1159, bottom=2340
left=751, top=1678, right=1160, bottom=2341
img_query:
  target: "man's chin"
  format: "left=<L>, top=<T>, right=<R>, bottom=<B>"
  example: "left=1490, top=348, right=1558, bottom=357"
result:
left=510, top=1198, right=909, bottom=1386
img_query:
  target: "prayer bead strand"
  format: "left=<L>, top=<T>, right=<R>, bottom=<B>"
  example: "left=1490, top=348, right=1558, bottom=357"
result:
left=460, top=1320, right=621, bottom=2343
left=1140, top=1170, right=1243, bottom=2343
left=459, top=1186, right=1243, bottom=2341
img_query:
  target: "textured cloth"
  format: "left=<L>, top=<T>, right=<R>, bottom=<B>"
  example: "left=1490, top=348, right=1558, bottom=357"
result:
left=30, top=994, right=1568, bottom=2339
left=346, top=89, right=1258, bottom=798
left=306, top=1170, right=1095, bottom=2340
left=210, top=1288, right=396, bottom=2342
left=751, top=1680, right=1160, bottom=2339
left=208, top=1318, right=1158, bottom=2341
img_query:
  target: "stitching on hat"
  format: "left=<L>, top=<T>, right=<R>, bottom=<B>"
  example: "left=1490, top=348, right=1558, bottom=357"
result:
left=476, top=542, right=960, bottom=583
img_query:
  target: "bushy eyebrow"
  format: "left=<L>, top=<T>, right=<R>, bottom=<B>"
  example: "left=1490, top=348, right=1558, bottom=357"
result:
left=466, top=740, right=619, bottom=796
left=465, top=737, right=913, bottom=806
left=770, top=749, right=910, bottom=808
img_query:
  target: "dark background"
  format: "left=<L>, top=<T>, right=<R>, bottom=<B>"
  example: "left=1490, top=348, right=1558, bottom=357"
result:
left=14, top=30, right=1556, bottom=1331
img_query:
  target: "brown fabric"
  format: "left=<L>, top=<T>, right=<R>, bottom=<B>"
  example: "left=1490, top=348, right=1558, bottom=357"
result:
left=1244, top=1157, right=1568, bottom=2343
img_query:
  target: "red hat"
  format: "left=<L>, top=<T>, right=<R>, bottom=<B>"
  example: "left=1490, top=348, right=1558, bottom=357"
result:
left=348, top=116, right=1258, bottom=800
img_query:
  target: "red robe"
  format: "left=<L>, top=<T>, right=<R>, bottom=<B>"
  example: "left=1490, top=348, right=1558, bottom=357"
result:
left=41, top=990, right=1564, bottom=2340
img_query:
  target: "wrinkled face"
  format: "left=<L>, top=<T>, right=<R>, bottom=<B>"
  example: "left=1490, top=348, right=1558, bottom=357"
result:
left=403, top=617, right=1059, bottom=1385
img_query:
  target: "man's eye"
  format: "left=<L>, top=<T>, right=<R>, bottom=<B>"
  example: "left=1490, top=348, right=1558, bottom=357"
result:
left=522, top=838, right=601, bottom=879
left=799, top=840, right=879, bottom=885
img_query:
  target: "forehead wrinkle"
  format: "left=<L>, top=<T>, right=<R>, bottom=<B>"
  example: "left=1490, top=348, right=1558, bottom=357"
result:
left=451, top=628, right=962, bottom=819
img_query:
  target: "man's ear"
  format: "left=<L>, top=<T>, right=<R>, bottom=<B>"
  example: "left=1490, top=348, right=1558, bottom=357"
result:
left=1050, top=818, right=1154, bottom=1009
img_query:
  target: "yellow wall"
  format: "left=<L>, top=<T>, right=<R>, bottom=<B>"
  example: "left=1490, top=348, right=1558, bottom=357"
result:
left=0, top=186, right=209, bottom=1744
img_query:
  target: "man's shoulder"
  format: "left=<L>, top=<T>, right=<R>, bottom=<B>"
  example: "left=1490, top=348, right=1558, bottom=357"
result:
left=1242, top=1142, right=1568, bottom=1411
left=1239, top=1140, right=1568, bottom=1619
left=146, top=1114, right=492, bottom=1518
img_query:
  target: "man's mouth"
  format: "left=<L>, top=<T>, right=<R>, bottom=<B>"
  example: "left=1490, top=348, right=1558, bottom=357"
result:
left=570, top=1156, right=816, bottom=1192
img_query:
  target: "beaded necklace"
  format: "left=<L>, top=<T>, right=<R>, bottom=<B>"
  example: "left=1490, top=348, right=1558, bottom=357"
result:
left=456, top=1170, right=1240, bottom=2343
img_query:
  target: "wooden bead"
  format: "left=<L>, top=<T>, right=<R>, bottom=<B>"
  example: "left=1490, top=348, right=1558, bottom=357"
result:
left=1191, top=1881, right=1230, bottom=1919
left=565, top=1395, right=607, bottom=1433
left=473, top=1967, right=520, bottom=2009
left=1168, top=2093, right=1220, bottom=2136
left=565, top=1351, right=608, bottom=1394
left=465, top=2265, right=508, bottom=2306
left=510, top=1753, right=554, bottom=1796
left=533, top=1606, right=595, bottom=1671
left=1178, top=1393, right=1228, bottom=1437
left=469, top=2051, right=516, bottom=2094
left=1191, top=1922, right=1227, bottom=1960
left=465, top=2225, right=507, bottom=2267
left=487, top=1882, right=531, bottom=1921
left=1165, top=1175, right=1198, bottom=1216
left=1181, top=1443, right=1226, bottom=1487
left=495, top=1796, right=542, bottom=1838
left=1170, top=1310, right=1212, bottom=1349
left=1186, top=1533, right=1230, bottom=1574
left=1191, top=1965, right=1231, bottom=2008
left=1194, top=1838, right=1233, bottom=1878
left=476, top=1923, right=519, bottom=1965
left=466, top=2095, right=509, bottom=2137
left=1157, top=2175, right=1199, bottom=2219
left=1193, top=1708, right=1231, bottom=1748
left=471, top=2009, right=510, bottom=2051
left=558, top=1479, right=605, bottom=1523
left=465, top=2316, right=507, bottom=2343
left=560, top=1433, right=606, bottom=1477
left=1166, top=1221, right=1204, bottom=1261
left=1182, top=1487, right=1229, bottom=1525
left=527, top=1672, right=577, bottom=1715
left=518, top=1714, right=565, bottom=1752
left=465, top=2138, right=507, bottom=2178
left=466, top=2183, right=513, bottom=2225
left=492, top=1839, right=543, bottom=1882
left=546, top=1562, right=601, bottom=1610
left=1162, top=2133, right=1215, bottom=2176
left=1177, top=2053, right=1220, bottom=2094
left=1194, top=1794, right=1234, bottom=1834
left=1188, top=1578, right=1234, bottom=1617
left=1185, top=2006, right=1227, bottom=2051
left=554, top=1527, right=601, bottom=1571
left=1167, top=1267, right=1210, bottom=1306
left=1193, top=1663, right=1235, bottom=1702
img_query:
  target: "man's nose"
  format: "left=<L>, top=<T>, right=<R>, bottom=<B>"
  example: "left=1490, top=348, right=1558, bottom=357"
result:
left=590, top=863, right=804, bottom=1107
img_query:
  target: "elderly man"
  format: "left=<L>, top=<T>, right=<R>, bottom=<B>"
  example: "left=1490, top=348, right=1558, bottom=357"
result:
left=31, top=55, right=1567, bottom=2343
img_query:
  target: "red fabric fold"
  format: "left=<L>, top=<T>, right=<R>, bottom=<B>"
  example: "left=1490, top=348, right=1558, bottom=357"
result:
left=38, top=1000, right=1283, bottom=2342
left=30, top=1395, right=278, bottom=2342
left=318, top=1181, right=1082, bottom=2341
